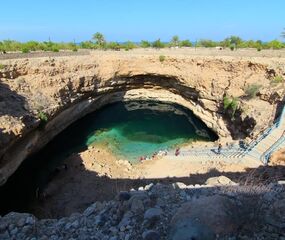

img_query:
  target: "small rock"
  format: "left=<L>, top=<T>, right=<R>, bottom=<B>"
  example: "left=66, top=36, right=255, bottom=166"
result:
left=10, top=227, right=18, bottom=236
left=124, top=234, right=131, bottom=240
left=144, top=208, right=163, bottom=221
left=142, top=230, right=160, bottom=240
left=144, top=183, right=154, bottom=191
left=83, top=203, right=97, bottom=216
left=110, top=237, right=118, bottom=240
left=94, top=214, right=106, bottom=227
left=278, top=180, right=285, bottom=185
left=0, top=231, right=10, bottom=240
left=172, top=182, right=187, bottom=189
left=17, top=218, right=26, bottom=227
left=131, top=199, right=144, bottom=213
left=118, top=191, right=131, bottom=201
left=25, top=216, right=35, bottom=225
left=109, top=226, right=118, bottom=234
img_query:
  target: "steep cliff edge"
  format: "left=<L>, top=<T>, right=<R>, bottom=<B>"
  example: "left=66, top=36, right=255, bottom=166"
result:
left=0, top=52, right=284, bottom=184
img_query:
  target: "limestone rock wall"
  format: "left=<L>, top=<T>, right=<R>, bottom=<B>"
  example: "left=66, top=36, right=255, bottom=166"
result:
left=0, top=52, right=284, bottom=184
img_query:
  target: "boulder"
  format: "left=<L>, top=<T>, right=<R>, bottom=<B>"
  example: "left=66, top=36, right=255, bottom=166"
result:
left=168, top=218, right=215, bottom=240
left=170, top=195, right=236, bottom=236
left=205, top=176, right=237, bottom=186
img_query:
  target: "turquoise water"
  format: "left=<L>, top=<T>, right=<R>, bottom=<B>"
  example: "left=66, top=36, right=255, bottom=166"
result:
left=0, top=100, right=218, bottom=215
left=82, top=101, right=217, bottom=162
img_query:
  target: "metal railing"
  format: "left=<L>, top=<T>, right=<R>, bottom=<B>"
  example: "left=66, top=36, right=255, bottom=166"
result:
left=261, top=131, right=285, bottom=164
left=170, top=103, right=285, bottom=165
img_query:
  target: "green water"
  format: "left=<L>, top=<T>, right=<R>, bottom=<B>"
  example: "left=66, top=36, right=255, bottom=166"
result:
left=83, top=101, right=217, bottom=162
left=0, top=100, right=218, bottom=215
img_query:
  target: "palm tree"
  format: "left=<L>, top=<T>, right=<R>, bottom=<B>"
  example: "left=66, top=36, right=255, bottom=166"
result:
left=171, top=35, right=180, bottom=47
left=92, top=32, right=106, bottom=46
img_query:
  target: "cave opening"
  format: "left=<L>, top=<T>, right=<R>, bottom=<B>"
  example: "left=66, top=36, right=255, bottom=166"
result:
left=0, top=100, right=218, bottom=217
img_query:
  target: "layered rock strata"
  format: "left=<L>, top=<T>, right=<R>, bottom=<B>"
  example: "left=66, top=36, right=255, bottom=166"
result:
left=0, top=52, right=284, bottom=184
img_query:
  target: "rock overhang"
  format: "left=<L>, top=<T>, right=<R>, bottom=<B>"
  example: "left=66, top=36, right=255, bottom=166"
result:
left=0, top=53, right=284, bottom=184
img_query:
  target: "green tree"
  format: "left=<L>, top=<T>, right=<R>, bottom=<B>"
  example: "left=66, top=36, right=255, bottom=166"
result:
left=179, top=40, right=192, bottom=47
left=230, top=36, right=242, bottom=46
left=80, top=41, right=95, bottom=49
left=92, top=32, right=106, bottom=47
left=140, top=40, right=151, bottom=48
left=170, top=35, right=180, bottom=47
left=122, top=41, right=136, bottom=51
left=221, top=36, right=242, bottom=49
left=152, top=39, right=165, bottom=48
left=267, top=40, right=283, bottom=49
left=197, top=39, right=217, bottom=48
left=107, top=41, right=121, bottom=50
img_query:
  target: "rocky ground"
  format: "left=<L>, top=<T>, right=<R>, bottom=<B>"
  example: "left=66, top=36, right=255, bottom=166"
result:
left=32, top=144, right=263, bottom=218
left=1, top=175, right=285, bottom=240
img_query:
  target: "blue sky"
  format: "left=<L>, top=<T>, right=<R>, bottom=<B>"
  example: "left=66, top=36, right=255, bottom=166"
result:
left=0, top=0, right=284, bottom=42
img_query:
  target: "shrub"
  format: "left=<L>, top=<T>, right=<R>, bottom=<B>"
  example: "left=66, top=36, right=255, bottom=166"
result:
left=52, top=46, right=59, bottom=52
left=230, top=44, right=235, bottom=51
left=245, top=84, right=262, bottom=99
left=159, top=55, right=166, bottom=62
left=230, top=98, right=239, bottom=114
left=140, top=40, right=151, bottom=48
left=152, top=39, right=165, bottom=48
left=223, top=95, right=239, bottom=118
left=197, top=39, right=218, bottom=48
left=267, top=40, right=283, bottom=49
left=21, top=47, right=30, bottom=53
left=38, top=111, right=48, bottom=122
left=107, top=42, right=121, bottom=50
left=223, top=95, right=232, bottom=110
left=257, top=46, right=262, bottom=51
left=170, top=35, right=180, bottom=47
left=0, top=64, right=4, bottom=70
left=271, top=75, right=284, bottom=84
left=80, top=41, right=95, bottom=49
left=179, top=40, right=192, bottom=47
left=122, top=41, right=136, bottom=51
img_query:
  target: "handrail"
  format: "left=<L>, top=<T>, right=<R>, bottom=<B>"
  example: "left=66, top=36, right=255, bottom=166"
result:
left=260, top=130, right=285, bottom=164
left=168, top=103, right=285, bottom=165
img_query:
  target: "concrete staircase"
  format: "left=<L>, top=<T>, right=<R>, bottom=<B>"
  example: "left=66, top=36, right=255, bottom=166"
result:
left=168, top=104, right=285, bottom=165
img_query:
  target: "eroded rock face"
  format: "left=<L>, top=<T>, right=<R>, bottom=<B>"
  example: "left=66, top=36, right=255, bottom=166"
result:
left=0, top=53, right=284, bottom=184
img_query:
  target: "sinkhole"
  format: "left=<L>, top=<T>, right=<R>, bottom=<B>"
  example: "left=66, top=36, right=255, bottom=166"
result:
left=0, top=100, right=218, bottom=216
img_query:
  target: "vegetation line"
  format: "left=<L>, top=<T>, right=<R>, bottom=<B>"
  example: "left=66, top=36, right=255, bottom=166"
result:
left=1, top=33, right=285, bottom=53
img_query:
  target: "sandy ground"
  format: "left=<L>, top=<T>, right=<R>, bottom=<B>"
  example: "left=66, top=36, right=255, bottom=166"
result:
left=90, top=47, right=285, bottom=58
left=1, top=47, right=285, bottom=61
left=33, top=144, right=264, bottom=218
left=270, top=148, right=285, bottom=166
